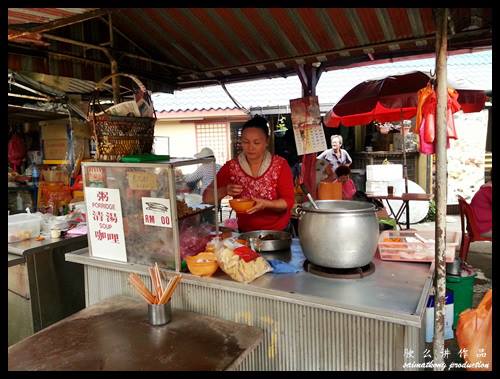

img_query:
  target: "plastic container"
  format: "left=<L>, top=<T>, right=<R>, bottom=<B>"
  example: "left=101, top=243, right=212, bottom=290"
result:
left=317, top=181, right=342, bottom=200
left=425, top=290, right=454, bottom=342
left=366, top=164, right=403, bottom=182
left=378, top=230, right=459, bottom=263
left=8, top=213, right=42, bottom=243
left=185, top=252, right=219, bottom=277
left=446, top=273, right=476, bottom=328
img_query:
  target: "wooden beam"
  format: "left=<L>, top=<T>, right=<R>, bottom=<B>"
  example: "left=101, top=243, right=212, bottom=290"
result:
left=8, top=8, right=116, bottom=41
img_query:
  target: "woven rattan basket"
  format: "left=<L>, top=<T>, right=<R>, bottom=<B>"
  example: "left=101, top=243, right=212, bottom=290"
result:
left=89, top=73, right=156, bottom=161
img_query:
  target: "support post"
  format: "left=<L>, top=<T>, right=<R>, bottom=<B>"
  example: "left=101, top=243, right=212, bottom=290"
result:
left=108, top=14, right=120, bottom=105
left=296, top=64, right=323, bottom=198
left=433, top=8, right=448, bottom=370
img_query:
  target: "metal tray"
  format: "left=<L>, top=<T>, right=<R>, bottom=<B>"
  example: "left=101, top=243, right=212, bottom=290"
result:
left=238, top=230, right=292, bottom=252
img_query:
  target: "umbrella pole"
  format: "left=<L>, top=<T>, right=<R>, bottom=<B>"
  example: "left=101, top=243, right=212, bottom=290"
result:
left=400, top=112, right=410, bottom=228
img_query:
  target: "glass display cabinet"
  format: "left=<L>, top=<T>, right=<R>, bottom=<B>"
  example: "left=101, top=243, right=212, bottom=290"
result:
left=82, top=158, right=218, bottom=271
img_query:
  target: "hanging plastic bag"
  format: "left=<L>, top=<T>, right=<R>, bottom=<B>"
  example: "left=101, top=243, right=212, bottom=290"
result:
left=415, top=83, right=434, bottom=133
left=446, top=88, right=460, bottom=140
left=455, top=289, right=492, bottom=371
left=422, top=92, right=436, bottom=144
left=8, top=133, right=27, bottom=172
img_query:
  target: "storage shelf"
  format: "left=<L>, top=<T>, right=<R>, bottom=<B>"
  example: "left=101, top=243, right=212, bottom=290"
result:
left=43, top=160, right=70, bottom=165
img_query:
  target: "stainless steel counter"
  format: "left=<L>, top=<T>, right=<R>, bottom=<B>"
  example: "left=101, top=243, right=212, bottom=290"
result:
left=8, top=234, right=88, bottom=256
left=66, top=239, right=432, bottom=327
left=8, top=233, right=88, bottom=345
left=66, top=239, right=433, bottom=370
left=8, top=253, right=25, bottom=267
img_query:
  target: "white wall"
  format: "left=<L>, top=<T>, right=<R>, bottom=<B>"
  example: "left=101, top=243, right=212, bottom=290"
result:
left=154, top=120, right=197, bottom=159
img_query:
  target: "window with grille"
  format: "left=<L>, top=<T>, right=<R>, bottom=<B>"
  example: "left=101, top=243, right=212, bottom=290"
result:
left=195, top=122, right=229, bottom=164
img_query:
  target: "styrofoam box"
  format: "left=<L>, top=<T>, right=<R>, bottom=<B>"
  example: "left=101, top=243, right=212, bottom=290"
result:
left=366, top=164, right=403, bottom=182
left=8, top=213, right=42, bottom=243
left=378, top=229, right=459, bottom=263
left=366, top=179, right=405, bottom=195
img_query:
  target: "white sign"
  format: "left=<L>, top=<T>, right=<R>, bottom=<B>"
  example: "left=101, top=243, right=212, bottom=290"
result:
left=141, top=197, right=172, bottom=228
left=85, top=187, right=127, bottom=262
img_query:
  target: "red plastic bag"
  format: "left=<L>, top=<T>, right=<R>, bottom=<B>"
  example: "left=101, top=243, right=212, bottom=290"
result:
left=234, top=246, right=260, bottom=262
left=456, top=289, right=492, bottom=371
left=8, top=133, right=26, bottom=172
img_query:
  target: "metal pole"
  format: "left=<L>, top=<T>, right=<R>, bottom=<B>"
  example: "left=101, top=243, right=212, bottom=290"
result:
left=433, top=8, right=448, bottom=370
left=107, top=14, right=120, bottom=105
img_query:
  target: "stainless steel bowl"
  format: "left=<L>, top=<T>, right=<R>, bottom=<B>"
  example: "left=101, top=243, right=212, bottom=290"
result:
left=238, top=230, right=292, bottom=252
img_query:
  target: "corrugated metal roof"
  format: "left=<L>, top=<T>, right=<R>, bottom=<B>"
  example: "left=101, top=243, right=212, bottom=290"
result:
left=7, top=8, right=492, bottom=90
left=8, top=8, right=95, bottom=25
left=152, top=50, right=492, bottom=112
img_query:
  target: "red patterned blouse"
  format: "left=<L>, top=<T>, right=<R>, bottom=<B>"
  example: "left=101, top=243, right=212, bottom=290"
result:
left=216, top=155, right=294, bottom=232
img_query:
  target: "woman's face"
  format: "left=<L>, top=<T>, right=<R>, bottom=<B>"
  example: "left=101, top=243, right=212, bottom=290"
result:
left=241, top=127, right=268, bottom=161
left=331, top=139, right=341, bottom=151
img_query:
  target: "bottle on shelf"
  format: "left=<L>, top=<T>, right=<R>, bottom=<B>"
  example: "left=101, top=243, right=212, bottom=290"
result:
left=16, top=192, right=24, bottom=211
left=32, top=164, right=40, bottom=187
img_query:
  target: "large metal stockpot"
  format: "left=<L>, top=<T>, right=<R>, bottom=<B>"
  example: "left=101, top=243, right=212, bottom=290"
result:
left=297, top=200, right=379, bottom=269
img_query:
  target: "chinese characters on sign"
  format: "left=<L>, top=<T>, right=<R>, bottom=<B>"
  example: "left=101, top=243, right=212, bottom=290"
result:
left=402, top=347, right=490, bottom=370
left=141, top=197, right=172, bottom=228
left=290, top=96, right=327, bottom=155
left=85, top=187, right=127, bottom=262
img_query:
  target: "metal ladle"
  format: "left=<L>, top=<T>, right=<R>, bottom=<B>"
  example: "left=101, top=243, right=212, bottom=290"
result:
left=300, top=183, right=320, bottom=210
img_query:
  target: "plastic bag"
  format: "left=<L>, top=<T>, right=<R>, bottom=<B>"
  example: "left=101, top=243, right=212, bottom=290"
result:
left=179, top=223, right=213, bottom=259
left=213, top=238, right=272, bottom=283
left=8, top=133, right=26, bottom=172
left=455, top=289, right=492, bottom=371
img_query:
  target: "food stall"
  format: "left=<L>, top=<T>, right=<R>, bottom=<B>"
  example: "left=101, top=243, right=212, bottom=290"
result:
left=61, top=158, right=434, bottom=371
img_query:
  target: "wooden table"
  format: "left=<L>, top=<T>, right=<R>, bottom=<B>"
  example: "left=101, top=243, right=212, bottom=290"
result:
left=8, top=296, right=263, bottom=371
left=366, top=192, right=433, bottom=229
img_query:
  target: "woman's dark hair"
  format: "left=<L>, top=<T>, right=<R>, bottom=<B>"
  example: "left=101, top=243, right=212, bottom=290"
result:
left=242, top=115, right=269, bottom=137
left=335, top=164, right=351, bottom=177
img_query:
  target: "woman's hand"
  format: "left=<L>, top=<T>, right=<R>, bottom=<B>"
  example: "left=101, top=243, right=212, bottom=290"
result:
left=227, top=183, right=243, bottom=197
left=246, top=198, right=269, bottom=214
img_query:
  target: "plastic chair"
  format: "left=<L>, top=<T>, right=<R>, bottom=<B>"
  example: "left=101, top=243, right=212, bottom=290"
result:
left=457, top=195, right=492, bottom=263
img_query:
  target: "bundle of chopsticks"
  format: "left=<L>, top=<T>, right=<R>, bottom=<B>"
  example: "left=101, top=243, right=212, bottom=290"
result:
left=128, top=263, right=182, bottom=305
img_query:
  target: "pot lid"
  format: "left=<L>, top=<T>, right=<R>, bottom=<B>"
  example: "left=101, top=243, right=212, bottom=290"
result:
left=300, top=200, right=376, bottom=214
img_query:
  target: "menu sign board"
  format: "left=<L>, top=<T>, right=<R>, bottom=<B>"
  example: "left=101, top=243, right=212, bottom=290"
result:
left=141, top=197, right=172, bottom=228
left=85, top=187, right=127, bottom=262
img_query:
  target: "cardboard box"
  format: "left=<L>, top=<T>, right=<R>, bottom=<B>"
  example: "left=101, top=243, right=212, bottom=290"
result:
left=40, top=119, right=91, bottom=140
left=40, top=120, right=68, bottom=140
left=43, top=139, right=68, bottom=160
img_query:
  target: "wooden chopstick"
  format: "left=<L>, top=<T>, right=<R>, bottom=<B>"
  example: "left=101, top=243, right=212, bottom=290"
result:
left=159, top=274, right=182, bottom=304
left=155, top=263, right=164, bottom=294
left=158, top=275, right=176, bottom=304
left=129, top=274, right=156, bottom=304
left=128, top=273, right=156, bottom=304
left=149, top=267, right=162, bottom=300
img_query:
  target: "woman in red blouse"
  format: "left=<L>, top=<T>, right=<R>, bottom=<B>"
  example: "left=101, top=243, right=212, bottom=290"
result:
left=203, top=115, right=295, bottom=232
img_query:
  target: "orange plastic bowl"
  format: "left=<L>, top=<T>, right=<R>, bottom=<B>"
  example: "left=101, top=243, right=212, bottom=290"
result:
left=229, top=198, right=255, bottom=213
left=185, top=252, right=219, bottom=277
